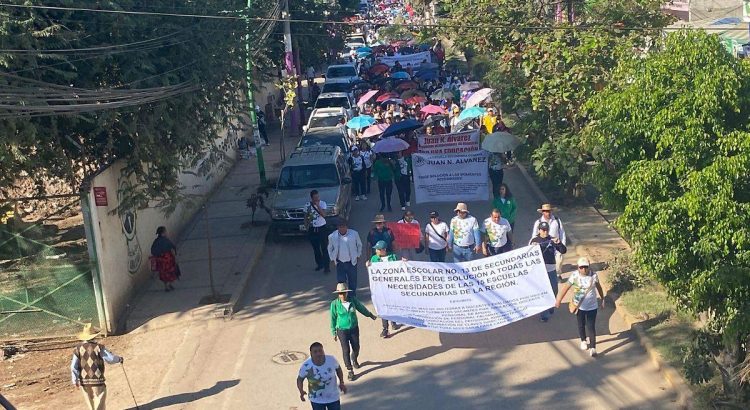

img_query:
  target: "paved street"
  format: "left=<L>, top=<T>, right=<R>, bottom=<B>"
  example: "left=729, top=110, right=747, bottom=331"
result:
left=106, top=166, right=677, bottom=410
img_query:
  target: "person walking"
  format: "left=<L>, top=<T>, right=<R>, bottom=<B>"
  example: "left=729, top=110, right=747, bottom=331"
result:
left=348, top=147, right=367, bottom=201
left=488, top=152, right=505, bottom=199
left=556, top=257, right=606, bottom=357
left=71, top=323, right=123, bottom=410
left=366, top=241, right=402, bottom=338
left=366, top=214, right=395, bottom=259
left=307, top=190, right=330, bottom=273
left=360, top=143, right=374, bottom=196
left=531, top=204, right=567, bottom=280
left=296, top=342, right=347, bottom=410
left=395, top=151, right=411, bottom=210
left=327, top=219, right=362, bottom=297
left=492, top=183, right=517, bottom=230
left=481, top=209, right=513, bottom=256
left=330, top=283, right=377, bottom=381
left=424, top=211, right=449, bottom=262
left=372, top=154, right=396, bottom=212
left=529, top=221, right=568, bottom=322
left=256, top=105, right=269, bottom=146
left=150, top=226, right=180, bottom=292
left=396, top=210, right=421, bottom=261
left=447, top=203, right=481, bottom=262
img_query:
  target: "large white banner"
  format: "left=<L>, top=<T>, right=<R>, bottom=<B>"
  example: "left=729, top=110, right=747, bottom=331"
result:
left=412, top=151, right=489, bottom=204
left=417, top=130, right=480, bottom=155
left=369, top=245, right=555, bottom=333
left=378, top=51, right=432, bottom=68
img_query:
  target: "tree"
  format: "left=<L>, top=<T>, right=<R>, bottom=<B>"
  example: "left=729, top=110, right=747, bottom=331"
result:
left=583, top=30, right=750, bottom=402
left=0, top=1, right=279, bottom=210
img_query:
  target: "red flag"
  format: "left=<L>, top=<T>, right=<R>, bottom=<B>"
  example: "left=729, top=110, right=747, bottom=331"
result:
left=387, top=222, right=421, bottom=249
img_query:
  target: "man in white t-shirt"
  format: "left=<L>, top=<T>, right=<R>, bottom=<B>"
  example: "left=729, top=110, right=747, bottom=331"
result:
left=481, top=209, right=513, bottom=256
left=296, top=342, right=346, bottom=409
left=424, top=211, right=449, bottom=262
left=447, top=203, right=481, bottom=262
left=307, top=190, right=330, bottom=273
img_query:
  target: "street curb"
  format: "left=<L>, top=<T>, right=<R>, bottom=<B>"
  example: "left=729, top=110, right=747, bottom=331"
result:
left=516, top=162, right=692, bottom=409
left=223, top=224, right=270, bottom=317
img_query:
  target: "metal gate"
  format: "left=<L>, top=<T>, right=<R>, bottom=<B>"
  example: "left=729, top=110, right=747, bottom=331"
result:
left=0, top=195, right=100, bottom=339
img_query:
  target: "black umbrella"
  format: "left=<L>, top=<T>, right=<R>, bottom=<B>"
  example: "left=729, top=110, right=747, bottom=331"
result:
left=423, top=115, right=447, bottom=127
left=381, top=119, right=424, bottom=138
left=452, top=117, right=476, bottom=132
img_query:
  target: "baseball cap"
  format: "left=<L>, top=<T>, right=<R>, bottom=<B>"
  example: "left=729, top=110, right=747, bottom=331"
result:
left=373, top=240, right=387, bottom=250
left=429, top=211, right=439, bottom=218
left=538, top=222, right=550, bottom=231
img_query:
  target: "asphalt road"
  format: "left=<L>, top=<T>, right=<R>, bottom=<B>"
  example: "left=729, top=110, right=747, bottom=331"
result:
left=126, top=166, right=677, bottom=410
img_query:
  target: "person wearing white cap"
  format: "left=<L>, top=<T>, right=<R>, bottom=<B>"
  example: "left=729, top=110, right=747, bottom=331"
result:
left=556, top=257, right=606, bottom=357
left=70, top=323, right=123, bottom=410
left=447, top=203, right=481, bottom=262
left=330, top=283, right=377, bottom=381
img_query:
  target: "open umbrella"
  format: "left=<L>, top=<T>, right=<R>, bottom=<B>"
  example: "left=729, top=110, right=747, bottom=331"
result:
left=423, top=114, right=447, bottom=127
left=430, top=89, right=454, bottom=100
left=420, top=104, right=447, bottom=115
left=391, top=71, right=411, bottom=80
left=346, top=115, right=376, bottom=129
left=452, top=117, right=476, bottom=132
left=465, top=88, right=494, bottom=108
left=395, top=80, right=418, bottom=92
left=379, top=98, right=403, bottom=106
left=459, top=81, right=482, bottom=92
left=482, top=132, right=522, bottom=153
left=369, top=63, right=390, bottom=75
left=373, top=137, right=410, bottom=153
left=457, top=106, right=486, bottom=121
left=353, top=82, right=372, bottom=90
left=357, top=52, right=372, bottom=59
left=420, top=62, right=439, bottom=70
left=414, top=69, right=438, bottom=80
left=404, top=96, right=427, bottom=105
left=356, top=46, right=373, bottom=54
left=381, top=118, right=423, bottom=138
left=400, top=89, right=426, bottom=99
left=361, top=123, right=388, bottom=139
left=376, top=92, right=399, bottom=103
left=357, top=90, right=379, bottom=106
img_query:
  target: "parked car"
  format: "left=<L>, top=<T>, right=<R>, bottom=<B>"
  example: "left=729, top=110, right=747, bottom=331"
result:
left=314, top=92, right=357, bottom=119
left=321, top=78, right=354, bottom=94
left=298, top=127, right=352, bottom=159
left=270, top=146, right=352, bottom=236
left=325, top=64, right=359, bottom=84
left=304, top=107, right=349, bottom=132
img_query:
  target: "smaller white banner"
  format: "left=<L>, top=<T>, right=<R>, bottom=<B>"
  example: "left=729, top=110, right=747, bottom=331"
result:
left=417, top=130, right=480, bottom=155
left=378, top=51, right=432, bottom=68
left=412, top=151, right=489, bottom=204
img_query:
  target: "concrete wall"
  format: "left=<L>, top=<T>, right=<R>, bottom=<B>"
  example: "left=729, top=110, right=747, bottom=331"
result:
left=85, top=134, right=238, bottom=333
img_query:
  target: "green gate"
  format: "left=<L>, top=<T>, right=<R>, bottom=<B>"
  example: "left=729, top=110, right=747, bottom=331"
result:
left=0, top=195, right=101, bottom=340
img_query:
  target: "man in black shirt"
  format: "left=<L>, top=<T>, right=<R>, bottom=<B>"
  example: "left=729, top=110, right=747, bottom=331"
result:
left=529, top=222, right=567, bottom=322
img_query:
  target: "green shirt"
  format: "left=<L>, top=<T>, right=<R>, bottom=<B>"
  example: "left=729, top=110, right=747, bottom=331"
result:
left=372, top=158, right=396, bottom=181
left=369, top=253, right=398, bottom=263
left=492, top=196, right=517, bottom=224
left=330, top=297, right=375, bottom=335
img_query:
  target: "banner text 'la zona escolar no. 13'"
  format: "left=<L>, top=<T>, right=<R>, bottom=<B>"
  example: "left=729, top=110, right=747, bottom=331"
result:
left=368, top=244, right=555, bottom=333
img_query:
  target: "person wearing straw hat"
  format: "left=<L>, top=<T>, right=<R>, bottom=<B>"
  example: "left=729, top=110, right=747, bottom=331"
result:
left=330, top=283, right=377, bottom=381
left=531, top=203, right=567, bottom=280
left=366, top=214, right=395, bottom=259
left=529, top=221, right=568, bottom=322
left=447, top=203, right=482, bottom=262
left=555, top=257, right=606, bottom=357
left=70, top=323, right=123, bottom=410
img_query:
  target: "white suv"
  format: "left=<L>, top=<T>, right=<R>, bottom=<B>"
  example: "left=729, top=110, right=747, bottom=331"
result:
left=325, top=64, right=359, bottom=84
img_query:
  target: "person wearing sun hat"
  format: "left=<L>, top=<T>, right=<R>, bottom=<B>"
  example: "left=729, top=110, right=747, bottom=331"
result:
left=531, top=203, right=567, bottom=280
left=70, top=323, right=123, bottom=410
left=555, top=257, right=606, bottom=357
left=330, top=283, right=377, bottom=381
left=366, top=214, right=395, bottom=258
left=447, top=202, right=482, bottom=262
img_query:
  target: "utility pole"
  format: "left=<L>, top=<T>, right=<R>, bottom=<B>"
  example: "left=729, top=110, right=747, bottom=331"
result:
left=283, top=0, right=300, bottom=134
left=245, top=0, right=267, bottom=185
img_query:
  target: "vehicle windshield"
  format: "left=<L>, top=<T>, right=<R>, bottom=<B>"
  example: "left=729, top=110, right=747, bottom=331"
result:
left=321, top=83, right=351, bottom=93
left=315, top=97, right=351, bottom=109
left=308, top=115, right=344, bottom=128
left=300, top=135, right=348, bottom=153
left=278, top=164, right=339, bottom=190
left=327, top=66, right=357, bottom=78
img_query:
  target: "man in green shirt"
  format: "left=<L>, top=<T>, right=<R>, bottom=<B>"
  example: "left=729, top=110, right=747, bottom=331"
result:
left=330, top=282, right=376, bottom=381
left=371, top=155, right=396, bottom=212
left=366, top=240, right=402, bottom=338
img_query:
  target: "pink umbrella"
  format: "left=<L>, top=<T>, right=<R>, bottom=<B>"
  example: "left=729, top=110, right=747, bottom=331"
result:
left=420, top=104, right=447, bottom=115
left=373, top=137, right=410, bottom=153
left=360, top=123, right=388, bottom=139
left=357, top=90, right=379, bottom=107
left=376, top=92, right=399, bottom=103
left=465, top=88, right=494, bottom=108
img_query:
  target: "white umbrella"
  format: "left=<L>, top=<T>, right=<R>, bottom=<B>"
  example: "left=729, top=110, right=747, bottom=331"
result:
left=465, top=88, right=494, bottom=108
left=481, top=132, right=522, bottom=153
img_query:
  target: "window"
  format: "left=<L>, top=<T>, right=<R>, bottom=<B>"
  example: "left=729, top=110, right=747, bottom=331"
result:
left=308, top=115, right=344, bottom=128
left=278, top=164, right=339, bottom=190
left=315, top=97, right=351, bottom=109
left=300, top=135, right=348, bottom=153
left=326, top=66, right=357, bottom=78
left=321, top=83, right=351, bottom=93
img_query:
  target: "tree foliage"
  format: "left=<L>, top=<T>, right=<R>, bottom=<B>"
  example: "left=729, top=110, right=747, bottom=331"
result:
left=0, top=1, right=279, bottom=209
left=285, top=0, right=359, bottom=68
left=584, top=30, right=750, bottom=401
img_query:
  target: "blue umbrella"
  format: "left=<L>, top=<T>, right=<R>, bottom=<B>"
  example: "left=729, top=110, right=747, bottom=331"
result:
left=356, top=46, right=372, bottom=54
left=346, top=115, right=376, bottom=129
left=357, top=52, right=372, bottom=59
left=414, top=69, right=438, bottom=80
left=391, top=71, right=411, bottom=80
left=457, top=106, right=486, bottom=121
left=381, top=118, right=423, bottom=138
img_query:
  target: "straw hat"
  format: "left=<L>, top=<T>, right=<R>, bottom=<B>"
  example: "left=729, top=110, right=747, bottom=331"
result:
left=577, top=257, right=591, bottom=267
left=454, top=203, right=469, bottom=213
left=77, top=323, right=100, bottom=341
left=372, top=214, right=386, bottom=223
left=333, top=283, right=353, bottom=293
left=537, top=203, right=556, bottom=213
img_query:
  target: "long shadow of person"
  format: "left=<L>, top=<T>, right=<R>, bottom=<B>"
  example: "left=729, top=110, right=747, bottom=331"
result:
left=124, top=379, right=240, bottom=410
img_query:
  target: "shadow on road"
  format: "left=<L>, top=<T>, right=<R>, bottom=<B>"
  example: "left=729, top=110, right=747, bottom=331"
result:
left=124, top=379, right=240, bottom=410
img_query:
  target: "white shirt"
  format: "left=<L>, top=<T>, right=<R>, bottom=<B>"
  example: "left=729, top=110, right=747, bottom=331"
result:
left=424, top=221, right=449, bottom=250
left=450, top=215, right=479, bottom=247
left=297, top=355, right=341, bottom=404
left=306, top=200, right=327, bottom=228
left=327, top=229, right=362, bottom=265
left=482, top=217, right=512, bottom=248
left=568, top=271, right=599, bottom=311
left=397, top=158, right=409, bottom=176
left=362, top=150, right=373, bottom=168
left=351, top=155, right=364, bottom=172
left=306, top=67, right=315, bottom=78
left=531, top=215, right=566, bottom=245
